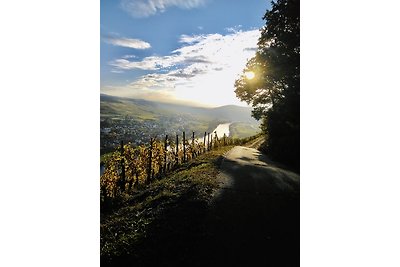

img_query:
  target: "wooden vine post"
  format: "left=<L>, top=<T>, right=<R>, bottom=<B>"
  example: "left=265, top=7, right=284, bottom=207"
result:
left=164, top=135, right=168, bottom=173
left=175, top=134, right=179, bottom=165
left=183, top=131, right=186, bottom=162
left=192, top=131, right=195, bottom=158
left=120, top=140, right=125, bottom=191
left=207, top=132, right=210, bottom=151
left=203, top=131, right=207, bottom=153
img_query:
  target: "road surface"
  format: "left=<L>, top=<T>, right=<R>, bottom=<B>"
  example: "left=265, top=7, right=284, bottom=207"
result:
left=194, top=145, right=300, bottom=266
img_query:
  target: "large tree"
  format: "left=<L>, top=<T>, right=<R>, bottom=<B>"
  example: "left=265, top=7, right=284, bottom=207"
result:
left=234, top=0, right=300, bottom=169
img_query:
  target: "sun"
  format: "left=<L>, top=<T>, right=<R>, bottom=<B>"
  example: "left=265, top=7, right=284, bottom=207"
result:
left=245, top=71, right=255, bottom=80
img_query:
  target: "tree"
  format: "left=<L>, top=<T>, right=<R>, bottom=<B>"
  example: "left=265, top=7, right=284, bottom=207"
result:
left=234, top=0, right=300, bottom=170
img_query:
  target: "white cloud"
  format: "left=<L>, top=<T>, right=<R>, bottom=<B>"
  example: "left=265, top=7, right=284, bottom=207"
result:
left=105, top=29, right=260, bottom=107
left=225, top=25, right=242, bottom=33
left=103, top=36, right=151, bottom=49
left=179, top=34, right=204, bottom=44
left=110, top=55, right=179, bottom=70
left=122, top=54, right=137, bottom=59
left=120, top=0, right=207, bottom=18
left=111, top=70, right=124, bottom=73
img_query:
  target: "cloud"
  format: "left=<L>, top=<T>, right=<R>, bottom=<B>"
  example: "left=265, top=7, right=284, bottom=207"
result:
left=109, top=53, right=211, bottom=71
left=179, top=34, right=204, bottom=44
left=111, top=70, right=124, bottom=73
left=168, top=66, right=208, bottom=78
left=103, top=36, right=151, bottom=49
left=120, top=0, right=207, bottom=18
left=225, top=25, right=242, bottom=33
left=105, top=29, right=259, bottom=106
left=110, top=56, right=177, bottom=70
left=243, top=47, right=257, bottom=52
left=122, top=54, right=137, bottom=59
left=101, top=73, right=179, bottom=103
left=181, top=55, right=211, bottom=64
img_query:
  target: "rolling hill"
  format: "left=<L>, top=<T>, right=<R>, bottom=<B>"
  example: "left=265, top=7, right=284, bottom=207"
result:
left=100, top=94, right=259, bottom=124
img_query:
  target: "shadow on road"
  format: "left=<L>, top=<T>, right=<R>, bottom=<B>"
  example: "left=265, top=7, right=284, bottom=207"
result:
left=191, top=148, right=300, bottom=266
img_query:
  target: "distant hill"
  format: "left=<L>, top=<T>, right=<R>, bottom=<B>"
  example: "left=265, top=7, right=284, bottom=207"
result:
left=100, top=94, right=167, bottom=121
left=100, top=94, right=258, bottom=124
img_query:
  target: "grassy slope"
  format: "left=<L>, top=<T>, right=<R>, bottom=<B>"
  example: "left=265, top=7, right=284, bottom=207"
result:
left=101, top=146, right=233, bottom=266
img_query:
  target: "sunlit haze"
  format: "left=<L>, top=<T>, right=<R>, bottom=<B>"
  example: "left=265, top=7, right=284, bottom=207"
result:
left=101, top=0, right=269, bottom=107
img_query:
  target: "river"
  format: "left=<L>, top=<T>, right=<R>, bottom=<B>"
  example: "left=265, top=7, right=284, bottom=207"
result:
left=194, top=122, right=232, bottom=143
left=213, top=122, right=231, bottom=138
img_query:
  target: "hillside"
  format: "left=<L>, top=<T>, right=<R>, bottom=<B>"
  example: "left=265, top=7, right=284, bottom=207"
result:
left=100, top=94, right=258, bottom=124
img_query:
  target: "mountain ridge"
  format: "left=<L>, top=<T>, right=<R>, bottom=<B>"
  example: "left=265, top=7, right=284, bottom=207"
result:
left=100, top=94, right=258, bottom=124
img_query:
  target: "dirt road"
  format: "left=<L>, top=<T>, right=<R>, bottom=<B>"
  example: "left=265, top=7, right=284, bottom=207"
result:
left=194, top=146, right=300, bottom=266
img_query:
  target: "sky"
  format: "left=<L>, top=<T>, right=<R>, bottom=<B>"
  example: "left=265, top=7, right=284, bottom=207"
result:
left=101, top=0, right=270, bottom=107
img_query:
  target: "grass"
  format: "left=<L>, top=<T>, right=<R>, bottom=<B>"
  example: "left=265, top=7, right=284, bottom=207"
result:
left=100, top=145, right=233, bottom=266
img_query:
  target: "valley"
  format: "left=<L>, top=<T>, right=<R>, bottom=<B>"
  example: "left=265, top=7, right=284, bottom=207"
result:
left=100, top=94, right=260, bottom=154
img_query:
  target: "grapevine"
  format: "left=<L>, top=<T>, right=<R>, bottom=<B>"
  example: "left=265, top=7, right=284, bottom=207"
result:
left=100, top=132, right=260, bottom=203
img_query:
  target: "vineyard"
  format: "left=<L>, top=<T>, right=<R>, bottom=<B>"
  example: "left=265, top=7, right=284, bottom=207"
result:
left=100, top=131, right=259, bottom=206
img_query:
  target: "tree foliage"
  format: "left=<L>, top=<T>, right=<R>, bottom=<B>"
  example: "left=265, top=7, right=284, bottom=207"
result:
left=234, top=0, right=300, bottom=169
